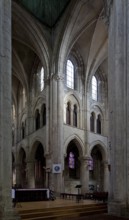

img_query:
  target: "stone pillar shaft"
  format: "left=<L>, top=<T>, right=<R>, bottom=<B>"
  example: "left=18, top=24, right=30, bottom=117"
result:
left=57, top=76, right=64, bottom=192
left=50, top=75, right=64, bottom=193
left=45, top=80, right=50, bottom=154
left=0, top=0, right=12, bottom=209
left=26, top=161, right=35, bottom=188
left=0, top=0, right=20, bottom=219
left=15, top=163, right=22, bottom=187
left=103, top=162, right=109, bottom=192
left=80, top=158, right=89, bottom=193
left=108, top=0, right=129, bottom=215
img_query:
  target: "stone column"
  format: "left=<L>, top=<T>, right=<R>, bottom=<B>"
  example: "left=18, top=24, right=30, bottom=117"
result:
left=0, top=0, right=20, bottom=219
left=108, top=0, right=129, bottom=216
left=26, top=99, right=34, bottom=136
left=15, top=163, right=22, bottom=187
left=103, top=161, right=109, bottom=192
left=44, top=153, right=52, bottom=188
left=45, top=77, right=51, bottom=154
left=50, top=74, right=64, bottom=193
left=26, top=161, right=35, bottom=188
left=56, top=75, right=64, bottom=192
left=71, top=105, right=73, bottom=126
left=80, top=157, right=89, bottom=194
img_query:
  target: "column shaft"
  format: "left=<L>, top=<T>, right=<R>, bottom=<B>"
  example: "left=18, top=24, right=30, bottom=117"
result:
left=108, top=0, right=129, bottom=215
left=0, top=0, right=20, bottom=219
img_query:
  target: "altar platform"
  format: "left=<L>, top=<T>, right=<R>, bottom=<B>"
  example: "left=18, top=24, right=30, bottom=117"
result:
left=14, top=199, right=126, bottom=220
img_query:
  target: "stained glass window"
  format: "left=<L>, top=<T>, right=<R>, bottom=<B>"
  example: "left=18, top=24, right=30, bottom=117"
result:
left=69, top=152, right=75, bottom=169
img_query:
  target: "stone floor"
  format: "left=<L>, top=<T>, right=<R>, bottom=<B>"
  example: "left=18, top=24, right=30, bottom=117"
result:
left=15, top=199, right=129, bottom=220
left=69, top=214, right=129, bottom=220
left=15, top=198, right=96, bottom=210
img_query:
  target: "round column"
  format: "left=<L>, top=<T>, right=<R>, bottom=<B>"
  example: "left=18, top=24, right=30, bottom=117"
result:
left=26, top=161, right=35, bottom=188
left=15, top=163, right=22, bottom=187
left=45, top=77, right=51, bottom=154
left=0, top=0, right=20, bottom=219
left=108, top=0, right=129, bottom=215
left=80, top=157, right=89, bottom=194
left=50, top=74, right=64, bottom=193
left=103, top=161, right=109, bottom=192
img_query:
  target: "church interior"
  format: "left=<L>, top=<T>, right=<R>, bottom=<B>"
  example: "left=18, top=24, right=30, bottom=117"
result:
left=0, top=0, right=129, bottom=219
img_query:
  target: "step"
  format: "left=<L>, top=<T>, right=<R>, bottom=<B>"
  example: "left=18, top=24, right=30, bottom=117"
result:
left=20, top=205, right=107, bottom=219
left=21, top=209, right=107, bottom=220
left=19, top=203, right=107, bottom=214
left=20, top=206, right=107, bottom=220
left=21, top=208, right=107, bottom=219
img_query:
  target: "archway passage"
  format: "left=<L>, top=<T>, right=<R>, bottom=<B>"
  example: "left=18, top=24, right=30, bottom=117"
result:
left=12, top=153, right=16, bottom=187
left=89, top=145, right=104, bottom=192
left=20, top=148, right=27, bottom=188
left=64, top=140, right=81, bottom=193
left=35, top=143, right=46, bottom=188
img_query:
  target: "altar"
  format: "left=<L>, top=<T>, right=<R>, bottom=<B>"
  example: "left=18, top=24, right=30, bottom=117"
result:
left=15, top=188, right=50, bottom=202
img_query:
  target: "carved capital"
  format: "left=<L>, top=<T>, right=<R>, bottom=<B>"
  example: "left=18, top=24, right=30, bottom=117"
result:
left=102, top=0, right=113, bottom=27
left=53, top=74, right=64, bottom=81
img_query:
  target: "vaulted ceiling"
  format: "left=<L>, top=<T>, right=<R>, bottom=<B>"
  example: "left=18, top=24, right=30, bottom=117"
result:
left=12, top=0, right=108, bottom=103
left=17, top=0, right=71, bottom=27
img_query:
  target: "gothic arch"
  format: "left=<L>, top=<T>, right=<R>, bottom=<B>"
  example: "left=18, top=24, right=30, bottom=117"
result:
left=13, top=48, right=28, bottom=94
left=64, top=92, right=80, bottom=106
left=12, top=1, right=51, bottom=76
left=64, top=135, right=84, bottom=157
left=90, top=105, right=104, bottom=120
left=64, top=93, right=81, bottom=126
left=88, top=140, right=108, bottom=161
left=33, top=97, right=45, bottom=116
left=86, top=39, right=108, bottom=86
left=17, top=145, right=27, bottom=162
left=29, top=139, right=45, bottom=161
left=56, top=1, right=105, bottom=80
left=65, top=48, right=85, bottom=91
left=87, top=64, right=107, bottom=95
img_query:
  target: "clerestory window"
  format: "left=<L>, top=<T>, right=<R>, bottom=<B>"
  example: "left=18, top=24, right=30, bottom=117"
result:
left=92, top=76, right=97, bottom=101
left=40, top=67, right=44, bottom=91
left=66, top=60, right=74, bottom=89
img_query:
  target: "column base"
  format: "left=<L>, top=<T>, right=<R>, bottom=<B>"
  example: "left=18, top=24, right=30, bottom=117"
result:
left=108, top=201, right=129, bottom=217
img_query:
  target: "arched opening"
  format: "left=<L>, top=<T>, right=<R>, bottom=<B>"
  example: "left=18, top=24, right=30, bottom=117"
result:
left=64, top=140, right=81, bottom=193
left=90, top=112, right=95, bottom=132
left=12, top=153, right=16, bottom=187
left=21, top=122, right=25, bottom=139
left=66, top=102, right=71, bottom=125
left=34, top=143, right=46, bottom=188
left=20, top=148, right=27, bottom=188
left=89, top=145, right=104, bottom=191
left=97, top=114, right=101, bottom=134
left=73, top=104, right=77, bottom=127
left=41, top=103, right=46, bottom=126
left=12, top=128, right=15, bottom=145
left=35, top=109, right=40, bottom=130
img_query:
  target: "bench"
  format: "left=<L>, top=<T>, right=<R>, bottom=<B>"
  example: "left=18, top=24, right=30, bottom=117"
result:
left=60, top=192, right=84, bottom=200
left=92, top=192, right=108, bottom=202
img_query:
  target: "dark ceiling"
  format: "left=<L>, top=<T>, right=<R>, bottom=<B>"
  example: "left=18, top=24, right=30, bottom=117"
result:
left=17, top=0, right=71, bottom=28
